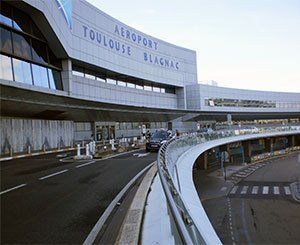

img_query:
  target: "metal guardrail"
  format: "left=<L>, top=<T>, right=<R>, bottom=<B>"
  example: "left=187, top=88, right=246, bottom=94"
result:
left=157, top=125, right=300, bottom=244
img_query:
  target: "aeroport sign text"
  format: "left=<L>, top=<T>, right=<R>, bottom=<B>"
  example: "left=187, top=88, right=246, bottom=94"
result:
left=82, top=25, right=180, bottom=70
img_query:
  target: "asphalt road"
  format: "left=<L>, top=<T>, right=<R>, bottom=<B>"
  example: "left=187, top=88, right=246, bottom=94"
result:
left=195, top=153, right=300, bottom=244
left=1, top=149, right=157, bottom=244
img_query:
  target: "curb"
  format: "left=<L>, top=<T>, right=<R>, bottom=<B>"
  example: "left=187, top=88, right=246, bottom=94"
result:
left=116, top=164, right=157, bottom=245
left=0, top=147, right=79, bottom=162
left=83, top=161, right=155, bottom=245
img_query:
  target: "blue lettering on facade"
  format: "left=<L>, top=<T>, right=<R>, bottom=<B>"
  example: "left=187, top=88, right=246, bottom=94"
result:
left=83, top=25, right=180, bottom=71
left=114, top=24, right=158, bottom=51
left=83, top=25, right=131, bottom=56
left=143, top=52, right=179, bottom=70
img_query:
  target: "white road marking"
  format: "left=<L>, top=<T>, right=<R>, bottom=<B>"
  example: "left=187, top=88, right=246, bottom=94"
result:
left=220, top=186, right=227, bottom=192
left=251, top=186, right=259, bottom=194
left=273, top=186, right=280, bottom=195
left=39, top=169, right=68, bottom=180
left=133, top=153, right=150, bottom=158
left=230, top=186, right=239, bottom=194
left=0, top=184, right=27, bottom=195
left=284, top=186, right=291, bottom=195
left=241, top=186, right=249, bottom=194
left=76, top=161, right=95, bottom=168
left=262, top=186, right=269, bottom=194
left=227, top=198, right=235, bottom=243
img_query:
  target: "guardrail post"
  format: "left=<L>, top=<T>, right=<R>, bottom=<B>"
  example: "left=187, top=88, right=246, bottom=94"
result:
left=86, top=144, right=90, bottom=156
left=77, top=144, right=81, bottom=156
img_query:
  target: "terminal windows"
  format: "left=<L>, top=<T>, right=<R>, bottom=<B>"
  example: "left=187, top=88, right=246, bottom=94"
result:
left=0, top=3, right=13, bottom=27
left=127, top=82, right=135, bottom=88
left=0, top=2, right=62, bottom=90
left=107, top=78, right=117, bottom=85
left=0, top=54, right=63, bottom=90
left=205, top=98, right=277, bottom=108
left=117, top=81, right=126, bottom=87
left=32, top=64, right=49, bottom=88
left=72, top=66, right=176, bottom=94
left=136, top=84, right=143, bottom=90
left=153, top=87, right=160, bottom=92
left=12, top=58, right=32, bottom=85
left=0, top=27, right=12, bottom=53
left=85, top=73, right=96, bottom=80
left=144, top=85, right=152, bottom=91
left=31, top=39, right=48, bottom=65
left=0, top=54, right=13, bottom=80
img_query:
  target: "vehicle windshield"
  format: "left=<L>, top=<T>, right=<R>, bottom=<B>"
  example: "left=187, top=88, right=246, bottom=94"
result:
left=151, top=130, right=169, bottom=140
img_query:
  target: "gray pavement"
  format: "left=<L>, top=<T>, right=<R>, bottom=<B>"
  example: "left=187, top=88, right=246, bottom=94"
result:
left=1, top=149, right=156, bottom=244
left=193, top=152, right=300, bottom=244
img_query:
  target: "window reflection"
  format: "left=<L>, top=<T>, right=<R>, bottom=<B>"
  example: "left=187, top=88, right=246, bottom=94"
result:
left=31, top=39, right=48, bottom=64
left=12, top=58, right=32, bottom=85
left=48, top=69, right=63, bottom=90
left=0, top=27, right=12, bottom=53
left=12, top=32, right=32, bottom=60
left=12, top=8, right=32, bottom=34
left=0, top=3, right=13, bottom=27
left=0, top=54, right=13, bottom=80
left=32, top=64, right=48, bottom=88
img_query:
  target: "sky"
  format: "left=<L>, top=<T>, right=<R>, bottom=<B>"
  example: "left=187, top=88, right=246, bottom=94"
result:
left=86, top=0, right=300, bottom=93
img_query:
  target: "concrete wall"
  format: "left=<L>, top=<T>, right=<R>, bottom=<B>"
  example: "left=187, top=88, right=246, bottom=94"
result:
left=1, top=118, right=74, bottom=155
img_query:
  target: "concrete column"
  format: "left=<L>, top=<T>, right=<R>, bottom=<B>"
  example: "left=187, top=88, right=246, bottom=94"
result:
left=227, top=114, right=232, bottom=125
left=242, top=141, right=251, bottom=161
left=226, top=144, right=232, bottom=163
left=288, top=135, right=296, bottom=147
left=265, top=138, right=274, bottom=152
left=61, top=59, right=72, bottom=95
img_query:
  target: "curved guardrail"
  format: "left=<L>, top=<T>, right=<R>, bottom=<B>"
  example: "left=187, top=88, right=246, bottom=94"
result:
left=157, top=125, right=300, bottom=244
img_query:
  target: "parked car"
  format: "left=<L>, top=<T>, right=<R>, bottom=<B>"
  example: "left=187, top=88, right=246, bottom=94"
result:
left=146, top=130, right=171, bottom=152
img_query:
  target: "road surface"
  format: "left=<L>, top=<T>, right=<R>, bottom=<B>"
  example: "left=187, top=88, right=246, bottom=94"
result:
left=1, top=150, right=156, bottom=243
left=194, top=153, right=300, bottom=244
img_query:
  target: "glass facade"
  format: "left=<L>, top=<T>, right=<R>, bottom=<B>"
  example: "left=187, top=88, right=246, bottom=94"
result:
left=205, top=98, right=300, bottom=109
left=12, top=58, right=32, bottom=84
left=0, top=2, right=62, bottom=90
left=0, top=54, right=13, bottom=80
left=72, top=66, right=174, bottom=94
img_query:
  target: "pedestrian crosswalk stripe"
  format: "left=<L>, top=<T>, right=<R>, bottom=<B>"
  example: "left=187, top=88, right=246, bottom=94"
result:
left=252, top=186, right=259, bottom=194
left=241, top=186, right=248, bottom=194
left=262, top=186, right=269, bottom=194
left=284, top=186, right=291, bottom=195
left=273, top=186, right=280, bottom=195
left=230, top=186, right=239, bottom=194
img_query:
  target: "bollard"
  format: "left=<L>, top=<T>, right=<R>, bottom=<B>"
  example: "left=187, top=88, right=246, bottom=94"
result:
left=28, top=145, right=31, bottom=154
left=77, top=144, right=81, bottom=156
left=10, top=147, right=13, bottom=157
left=43, top=144, right=46, bottom=152
left=111, top=139, right=116, bottom=151
left=86, top=144, right=90, bottom=156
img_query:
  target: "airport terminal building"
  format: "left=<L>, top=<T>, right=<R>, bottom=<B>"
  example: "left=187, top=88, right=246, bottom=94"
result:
left=1, top=0, right=300, bottom=154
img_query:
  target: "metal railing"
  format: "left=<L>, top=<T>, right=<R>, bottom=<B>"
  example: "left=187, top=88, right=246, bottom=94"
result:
left=157, top=125, right=300, bottom=244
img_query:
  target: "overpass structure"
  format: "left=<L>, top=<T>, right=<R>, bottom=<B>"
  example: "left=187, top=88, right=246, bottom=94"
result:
left=142, top=126, right=300, bottom=244
left=1, top=0, right=300, bottom=156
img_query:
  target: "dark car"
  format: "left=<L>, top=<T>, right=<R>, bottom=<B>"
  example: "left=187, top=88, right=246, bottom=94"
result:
left=146, top=130, right=171, bottom=152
